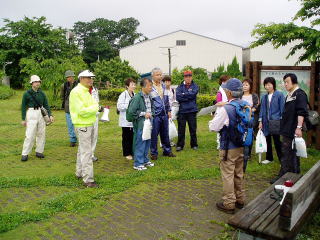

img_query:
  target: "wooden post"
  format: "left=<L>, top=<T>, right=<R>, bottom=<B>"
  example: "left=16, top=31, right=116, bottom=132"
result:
left=315, top=62, right=320, bottom=150
left=252, top=61, right=262, bottom=96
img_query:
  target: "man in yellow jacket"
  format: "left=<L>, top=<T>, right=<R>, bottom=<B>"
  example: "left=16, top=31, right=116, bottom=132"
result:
left=69, top=70, right=102, bottom=188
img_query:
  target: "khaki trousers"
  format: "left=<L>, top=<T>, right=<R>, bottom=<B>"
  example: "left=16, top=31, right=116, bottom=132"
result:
left=22, top=108, right=46, bottom=155
left=76, top=126, right=94, bottom=183
left=91, top=117, right=99, bottom=157
left=219, top=147, right=245, bottom=208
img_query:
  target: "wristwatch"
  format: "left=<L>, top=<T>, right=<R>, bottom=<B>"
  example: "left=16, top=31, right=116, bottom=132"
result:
left=297, top=125, right=302, bottom=129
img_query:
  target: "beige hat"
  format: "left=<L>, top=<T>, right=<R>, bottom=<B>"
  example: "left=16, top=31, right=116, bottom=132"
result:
left=30, top=75, right=41, bottom=84
left=78, top=70, right=95, bottom=79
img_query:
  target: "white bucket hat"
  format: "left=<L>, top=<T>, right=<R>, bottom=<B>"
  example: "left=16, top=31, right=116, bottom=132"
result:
left=78, top=70, right=95, bottom=79
left=30, top=75, right=41, bottom=84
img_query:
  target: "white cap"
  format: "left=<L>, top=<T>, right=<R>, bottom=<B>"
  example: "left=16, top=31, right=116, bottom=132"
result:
left=30, top=75, right=41, bottom=84
left=78, top=70, right=95, bottom=79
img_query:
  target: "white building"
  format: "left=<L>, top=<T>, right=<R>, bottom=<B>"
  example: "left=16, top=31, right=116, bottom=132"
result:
left=120, top=30, right=243, bottom=74
left=243, top=41, right=311, bottom=66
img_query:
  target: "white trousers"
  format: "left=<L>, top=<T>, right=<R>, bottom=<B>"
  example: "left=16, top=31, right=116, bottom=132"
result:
left=22, top=108, right=46, bottom=155
left=91, top=117, right=99, bottom=157
left=76, top=126, right=94, bottom=183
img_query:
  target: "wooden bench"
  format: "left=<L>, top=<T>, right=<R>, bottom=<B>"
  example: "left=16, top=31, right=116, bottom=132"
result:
left=228, top=160, right=320, bottom=240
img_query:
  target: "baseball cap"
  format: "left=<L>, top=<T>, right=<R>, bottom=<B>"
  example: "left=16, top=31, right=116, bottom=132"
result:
left=223, top=78, right=243, bottom=92
left=30, top=75, right=41, bottom=84
left=183, top=70, right=192, bottom=76
left=65, top=70, right=75, bottom=78
left=78, top=70, right=95, bottom=78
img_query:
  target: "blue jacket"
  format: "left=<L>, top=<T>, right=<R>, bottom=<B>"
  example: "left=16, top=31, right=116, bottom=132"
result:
left=259, top=90, right=285, bottom=136
left=150, top=83, right=171, bottom=116
left=176, top=81, right=199, bottom=114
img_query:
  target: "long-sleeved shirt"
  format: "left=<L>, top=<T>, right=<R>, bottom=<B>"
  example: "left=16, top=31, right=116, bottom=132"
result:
left=21, top=89, right=51, bottom=120
left=69, top=83, right=99, bottom=128
left=211, top=105, right=230, bottom=132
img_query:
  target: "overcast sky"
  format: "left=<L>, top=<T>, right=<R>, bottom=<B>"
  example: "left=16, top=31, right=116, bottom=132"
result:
left=0, top=0, right=305, bottom=47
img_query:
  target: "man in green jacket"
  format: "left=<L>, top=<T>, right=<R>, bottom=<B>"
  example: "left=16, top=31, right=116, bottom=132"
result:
left=69, top=70, right=102, bottom=188
left=127, top=78, right=154, bottom=171
left=21, top=75, right=54, bottom=161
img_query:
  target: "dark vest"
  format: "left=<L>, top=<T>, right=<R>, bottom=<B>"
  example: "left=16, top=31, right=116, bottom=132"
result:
left=219, top=99, right=243, bottom=150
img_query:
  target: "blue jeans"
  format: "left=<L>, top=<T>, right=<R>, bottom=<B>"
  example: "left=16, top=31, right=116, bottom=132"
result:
left=151, top=115, right=171, bottom=156
left=66, top=113, right=77, bottom=143
left=134, top=129, right=151, bottom=167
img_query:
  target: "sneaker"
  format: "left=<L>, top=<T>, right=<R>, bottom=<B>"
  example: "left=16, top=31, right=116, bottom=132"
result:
left=133, top=165, right=147, bottom=171
left=216, top=202, right=235, bottom=214
left=262, top=160, right=272, bottom=164
left=92, top=156, right=98, bottom=162
left=150, top=155, right=158, bottom=160
left=21, top=155, right=28, bottom=161
left=144, top=161, right=155, bottom=167
left=176, top=146, right=183, bottom=152
left=163, top=152, right=176, bottom=157
left=35, top=152, right=45, bottom=158
left=84, top=182, right=98, bottom=188
left=125, top=155, right=133, bottom=160
left=192, top=146, right=198, bottom=150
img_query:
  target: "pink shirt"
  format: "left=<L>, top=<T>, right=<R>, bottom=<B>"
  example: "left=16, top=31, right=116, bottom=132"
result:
left=216, top=91, right=223, bottom=103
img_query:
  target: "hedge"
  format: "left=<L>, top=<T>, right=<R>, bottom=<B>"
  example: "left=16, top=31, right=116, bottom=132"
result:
left=99, top=88, right=125, bottom=101
left=99, top=88, right=216, bottom=110
left=197, top=94, right=216, bottom=109
left=0, top=84, right=15, bottom=100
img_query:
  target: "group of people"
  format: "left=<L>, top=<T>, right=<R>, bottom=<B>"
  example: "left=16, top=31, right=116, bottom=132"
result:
left=19, top=69, right=308, bottom=213
left=20, top=68, right=200, bottom=187
left=119, top=68, right=199, bottom=170
left=211, top=73, right=308, bottom=214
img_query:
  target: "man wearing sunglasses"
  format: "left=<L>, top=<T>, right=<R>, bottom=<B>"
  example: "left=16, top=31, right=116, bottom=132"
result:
left=176, top=70, right=199, bottom=151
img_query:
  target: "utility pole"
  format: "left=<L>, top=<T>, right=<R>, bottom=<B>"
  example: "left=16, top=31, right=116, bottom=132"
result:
left=160, top=46, right=175, bottom=76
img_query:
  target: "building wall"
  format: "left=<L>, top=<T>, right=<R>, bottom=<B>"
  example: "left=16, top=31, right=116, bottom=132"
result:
left=120, top=31, right=243, bottom=74
left=247, top=42, right=310, bottom=66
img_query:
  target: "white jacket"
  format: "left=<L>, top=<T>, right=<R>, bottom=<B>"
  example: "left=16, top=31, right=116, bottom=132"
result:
left=117, top=90, right=134, bottom=127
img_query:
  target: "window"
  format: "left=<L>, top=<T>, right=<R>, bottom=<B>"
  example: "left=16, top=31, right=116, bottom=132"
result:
left=176, top=40, right=186, bottom=46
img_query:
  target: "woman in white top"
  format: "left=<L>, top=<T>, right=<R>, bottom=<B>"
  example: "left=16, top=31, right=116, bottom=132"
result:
left=117, top=78, right=136, bottom=160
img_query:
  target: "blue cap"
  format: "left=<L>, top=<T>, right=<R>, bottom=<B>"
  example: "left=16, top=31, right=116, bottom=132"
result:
left=224, top=78, right=242, bottom=92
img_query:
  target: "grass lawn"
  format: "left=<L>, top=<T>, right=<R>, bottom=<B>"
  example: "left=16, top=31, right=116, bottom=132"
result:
left=0, top=91, right=319, bottom=240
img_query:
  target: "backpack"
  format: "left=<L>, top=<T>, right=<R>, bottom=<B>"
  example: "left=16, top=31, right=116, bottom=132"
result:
left=125, top=98, right=134, bottom=122
left=303, top=103, right=319, bottom=131
left=227, top=101, right=254, bottom=147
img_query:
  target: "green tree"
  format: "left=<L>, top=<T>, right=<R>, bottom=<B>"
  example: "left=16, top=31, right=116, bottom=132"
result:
left=73, top=18, right=147, bottom=65
left=226, top=56, right=242, bottom=79
left=250, top=0, right=320, bottom=64
left=0, top=16, right=79, bottom=88
left=92, top=57, right=140, bottom=87
left=20, top=56, right=87, bottom=108
left=211, top=64, right=226, bottom=81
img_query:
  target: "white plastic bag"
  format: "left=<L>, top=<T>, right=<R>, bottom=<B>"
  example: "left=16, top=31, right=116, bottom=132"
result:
left=171, top=101, right=179, bottom=121
left=256, top=129, right=267, bottom=163
left=168, top=119, right=178, bottom=139
left=208, top=118, right=215, bottom=132
left=292, top=137, right=307, bottom=158
left=142, top=119, right=152, bottom=141
left=255, top=130, right=267, bottom=153
left=100, top=107, right=110, bottom=122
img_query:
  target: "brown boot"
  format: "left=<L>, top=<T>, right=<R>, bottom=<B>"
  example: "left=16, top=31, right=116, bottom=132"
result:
left=150, top=155, right=158, bottom=160
left=216, top=202, right=235, bottom=214
left=235, top=201, right=245, bottom=209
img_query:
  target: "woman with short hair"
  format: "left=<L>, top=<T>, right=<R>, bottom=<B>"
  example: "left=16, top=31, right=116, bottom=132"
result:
left=117, top=78, right=136, bottom=160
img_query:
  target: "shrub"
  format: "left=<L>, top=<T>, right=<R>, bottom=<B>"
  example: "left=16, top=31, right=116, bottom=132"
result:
left=92, top=57, right=140, bottom=86
left=99, top=88, right=125, bottom=101
left=197, top=94, right=216, bottom=109
left=0, top=84, right=15, bottom=100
